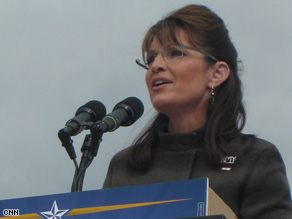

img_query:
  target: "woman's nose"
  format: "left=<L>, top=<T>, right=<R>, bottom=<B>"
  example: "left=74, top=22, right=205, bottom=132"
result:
left=150, top=53, right=166, bottom=73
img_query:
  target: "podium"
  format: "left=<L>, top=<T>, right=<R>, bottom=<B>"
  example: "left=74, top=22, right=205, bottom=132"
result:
left=0, top=178, right=237, bottom=218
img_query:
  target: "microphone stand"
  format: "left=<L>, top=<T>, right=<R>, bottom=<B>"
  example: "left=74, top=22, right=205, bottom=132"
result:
left=71, top=134, right=92, bottom=192
left=71, top=122, right=104, bottom=192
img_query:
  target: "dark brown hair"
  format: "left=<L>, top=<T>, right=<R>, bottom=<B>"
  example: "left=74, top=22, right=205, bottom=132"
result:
left=130, top=4, right=246, bottom=170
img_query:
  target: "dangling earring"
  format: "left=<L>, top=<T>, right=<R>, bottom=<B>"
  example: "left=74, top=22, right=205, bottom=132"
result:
left=210, top=86, right=215, bottom=105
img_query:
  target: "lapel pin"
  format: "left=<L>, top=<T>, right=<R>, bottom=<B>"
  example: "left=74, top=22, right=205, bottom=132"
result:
left=221, top=156, right=237, bottom=164
left=221, top=156, right=237, bottom=171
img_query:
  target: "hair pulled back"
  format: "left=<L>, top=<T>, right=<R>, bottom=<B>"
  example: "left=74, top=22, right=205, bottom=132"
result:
left=131, top=4, right=246, bottom=169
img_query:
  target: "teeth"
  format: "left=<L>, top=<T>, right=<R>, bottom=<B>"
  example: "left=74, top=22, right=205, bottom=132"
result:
left=155, top=81, right=165, bottom=86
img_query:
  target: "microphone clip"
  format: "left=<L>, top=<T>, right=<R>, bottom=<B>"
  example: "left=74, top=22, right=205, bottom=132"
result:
left=89, top=121, right=105, bottom=157
left=58, top=129, right=76, bottom=160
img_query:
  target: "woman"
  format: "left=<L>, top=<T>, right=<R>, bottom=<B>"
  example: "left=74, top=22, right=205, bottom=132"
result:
left=103, top=4, right=292, bottom=218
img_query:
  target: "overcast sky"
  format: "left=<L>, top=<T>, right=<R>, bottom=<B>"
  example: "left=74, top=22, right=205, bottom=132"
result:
left=0, top=0, right=291, bottom=201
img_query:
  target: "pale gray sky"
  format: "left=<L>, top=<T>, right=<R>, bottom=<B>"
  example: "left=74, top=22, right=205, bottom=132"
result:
left=0, top=0, right=291, bottom=200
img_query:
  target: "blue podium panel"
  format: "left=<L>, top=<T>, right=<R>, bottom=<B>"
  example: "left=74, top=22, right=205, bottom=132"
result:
left=0, top=178, right=216, bottom=219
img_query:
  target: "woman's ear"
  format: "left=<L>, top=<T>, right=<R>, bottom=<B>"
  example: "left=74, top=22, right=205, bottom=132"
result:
left=208, top=61, right=230, bottom=88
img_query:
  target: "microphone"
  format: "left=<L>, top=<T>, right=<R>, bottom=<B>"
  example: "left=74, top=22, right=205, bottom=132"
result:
left=59, top=100, right=106, bottom=137
left=97, top=97, right=144, bottom=133
left=58, top=100, right=106, bottom=160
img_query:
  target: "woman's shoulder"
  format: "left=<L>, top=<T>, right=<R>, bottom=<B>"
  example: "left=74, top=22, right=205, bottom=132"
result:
left=108, top=146, right=133, bottom=164
left=227, top=134, right=283, bottom=160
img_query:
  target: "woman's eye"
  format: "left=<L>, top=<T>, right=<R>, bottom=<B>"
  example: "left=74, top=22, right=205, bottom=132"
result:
left=170, top=50, right=182, bottom=57
left=167, top=48, right=183, bottom=59
left=146, top=55, right=156, bottom=65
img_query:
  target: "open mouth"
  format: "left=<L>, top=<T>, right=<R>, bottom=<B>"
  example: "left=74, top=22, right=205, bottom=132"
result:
left=152, top=78, right=172, bottom=88
left=154, top=81, right=170, bottom=87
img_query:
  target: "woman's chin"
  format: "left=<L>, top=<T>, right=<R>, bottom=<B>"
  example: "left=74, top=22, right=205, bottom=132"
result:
left=151, top=98, right=176, bottom=115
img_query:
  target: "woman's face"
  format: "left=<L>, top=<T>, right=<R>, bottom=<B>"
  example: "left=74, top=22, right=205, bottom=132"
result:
left=145, top=31, right=212, bottom=117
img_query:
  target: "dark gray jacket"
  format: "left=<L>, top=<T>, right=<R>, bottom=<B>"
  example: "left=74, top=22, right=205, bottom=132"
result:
left=103, top=131, right=292, bottom=219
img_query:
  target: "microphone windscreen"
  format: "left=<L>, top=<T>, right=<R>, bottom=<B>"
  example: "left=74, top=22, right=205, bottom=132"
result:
left=115, top=97, right=144, bottom=123
left=76, top=100, right=106, bottom=121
